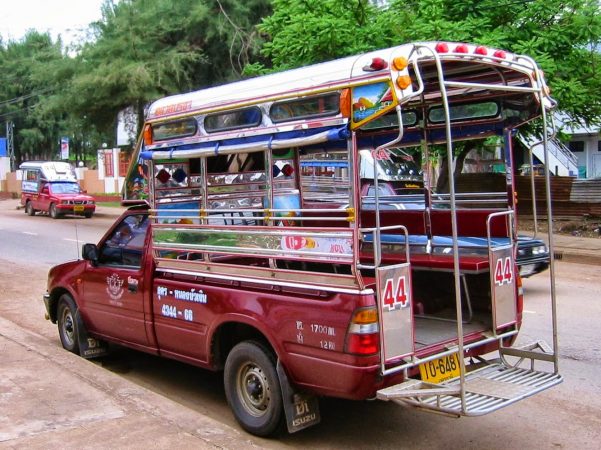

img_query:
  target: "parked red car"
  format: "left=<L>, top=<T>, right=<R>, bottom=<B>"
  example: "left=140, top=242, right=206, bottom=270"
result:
left=20, top=161, right=96, bottom=219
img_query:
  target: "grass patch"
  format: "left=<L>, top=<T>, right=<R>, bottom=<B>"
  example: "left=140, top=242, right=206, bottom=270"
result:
left=97, top=201, right=123, bottom=208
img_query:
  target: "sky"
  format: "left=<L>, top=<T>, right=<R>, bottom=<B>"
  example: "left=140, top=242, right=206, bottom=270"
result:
left=0, top=0, right=106, bottom=48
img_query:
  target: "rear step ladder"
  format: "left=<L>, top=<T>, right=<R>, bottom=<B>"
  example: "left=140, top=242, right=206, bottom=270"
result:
left=377, top=342, right=562, bottom=416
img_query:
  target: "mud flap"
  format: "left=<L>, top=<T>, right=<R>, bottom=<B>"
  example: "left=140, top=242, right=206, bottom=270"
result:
left=277, top=360, right=320, bottom=433
left=74, top=310, right=108, bottom=358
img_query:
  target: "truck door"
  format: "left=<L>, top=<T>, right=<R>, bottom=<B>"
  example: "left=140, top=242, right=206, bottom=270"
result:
left=81, top=213, right=152, bottom=347
left=34, top=183, right=50, bottom=211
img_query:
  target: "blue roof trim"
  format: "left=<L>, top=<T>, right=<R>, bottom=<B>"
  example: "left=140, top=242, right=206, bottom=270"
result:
left=141, top=125, right=349, bottom=160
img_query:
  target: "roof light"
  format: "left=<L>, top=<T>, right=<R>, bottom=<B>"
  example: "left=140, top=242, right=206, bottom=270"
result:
left=340, top=89, right=351, bottom=118
left=493, top=50, right=507, bottom=59
left=364, top=57, right=388, bottom=72
left=435, top=42, right=449, bottom=53
left=474, top=46, right=488, bottom=56
left=392, top=56, right=408, bottom=71
left=396, top=75, right=412, bottom=90
left=143, top=124, right=153, bottom=145
left=454, top=44, right=469, bottom=53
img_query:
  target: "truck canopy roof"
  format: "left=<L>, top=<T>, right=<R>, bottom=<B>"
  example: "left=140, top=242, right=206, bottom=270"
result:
left=20, top=161, right=77, bottom=182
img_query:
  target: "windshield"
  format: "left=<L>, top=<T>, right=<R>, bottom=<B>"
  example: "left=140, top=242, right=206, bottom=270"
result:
left=50, top=183, right=82, bottom=194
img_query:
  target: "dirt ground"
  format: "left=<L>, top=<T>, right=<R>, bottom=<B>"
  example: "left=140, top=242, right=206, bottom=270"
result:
left=519, top=216, right=601, bottom=238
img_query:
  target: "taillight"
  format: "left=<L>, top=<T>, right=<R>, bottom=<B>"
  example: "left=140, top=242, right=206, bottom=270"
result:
left=345, top=306, right=380, bottom=355
left=515, top=270, right=524, bottom=326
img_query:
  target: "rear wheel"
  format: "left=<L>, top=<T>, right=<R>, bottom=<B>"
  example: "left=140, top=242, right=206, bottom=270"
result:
left=224, top=341, right=284, bottom=437
left=49, top=203, right=60, bottom=219
left=57, top=294, right=80, bottom=354
left=25, top=201, right=36, bottom=216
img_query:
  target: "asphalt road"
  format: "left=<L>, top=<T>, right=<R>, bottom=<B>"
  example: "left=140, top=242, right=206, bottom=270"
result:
left=1, top=199, right=600, bottom=448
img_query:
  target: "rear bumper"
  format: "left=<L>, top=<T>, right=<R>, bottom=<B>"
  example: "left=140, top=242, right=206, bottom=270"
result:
left=284, top=353, right=404, bottom=399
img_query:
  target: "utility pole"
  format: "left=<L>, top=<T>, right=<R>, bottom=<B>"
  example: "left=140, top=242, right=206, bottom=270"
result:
left=6, top=121, right=15, bottom=171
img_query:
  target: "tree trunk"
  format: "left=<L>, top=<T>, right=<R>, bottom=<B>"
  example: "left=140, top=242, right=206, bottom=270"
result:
left=435, top=141, right=478, bottom=193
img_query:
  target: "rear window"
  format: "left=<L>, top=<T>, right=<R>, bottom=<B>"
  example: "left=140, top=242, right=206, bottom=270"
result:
left=428, top=101, right=499, bottom=123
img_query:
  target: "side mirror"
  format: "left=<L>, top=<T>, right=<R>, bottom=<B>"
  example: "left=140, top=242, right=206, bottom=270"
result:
left=82, top=243, right=99, bottom=265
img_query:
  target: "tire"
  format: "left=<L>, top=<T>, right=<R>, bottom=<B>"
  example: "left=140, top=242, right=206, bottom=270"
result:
left=57, top=294, right=80, bottom=354
left=84, top=212, right=93, bottom=219
left=49, top=203, right=60, bottom=219
left=224, top=341, right=284, bottom=437
left=25, top=201, right=36, bottom=216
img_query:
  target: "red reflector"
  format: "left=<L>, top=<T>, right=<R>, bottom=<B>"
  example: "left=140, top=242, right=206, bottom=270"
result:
left=454, top=44, right=469, bottom=53
left=474, top=46, right=488, bottom=56
left=435, top=42, right=449, bottom=53
left=345, top=333, right=379, bottom=355
left=493, top=50, right=507, bottom=59
left=370, top=57, right=388, bottom=71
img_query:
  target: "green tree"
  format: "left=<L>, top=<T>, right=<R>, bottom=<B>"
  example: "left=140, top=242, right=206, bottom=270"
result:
left=0, top=31, right=67, bottom=163
left=253, top=0, right=601, bottom=190
left=66, top=0, right=271, bottom=141
left=254, top=0, right=601, bottom=125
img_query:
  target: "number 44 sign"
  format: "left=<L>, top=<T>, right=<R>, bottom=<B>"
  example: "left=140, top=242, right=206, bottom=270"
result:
left=382, top=276, right=409, bottom=311
left=494, top=256, right=514, bottom=286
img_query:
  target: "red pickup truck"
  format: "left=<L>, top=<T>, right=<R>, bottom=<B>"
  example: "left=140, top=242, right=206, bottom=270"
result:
left=43, top=42, right=563, bottom=437
left=20, top=161, right=95, bottom=219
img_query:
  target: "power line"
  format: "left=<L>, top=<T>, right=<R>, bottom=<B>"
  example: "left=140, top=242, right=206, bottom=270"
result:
left=0, top=87, right=54, bottom=108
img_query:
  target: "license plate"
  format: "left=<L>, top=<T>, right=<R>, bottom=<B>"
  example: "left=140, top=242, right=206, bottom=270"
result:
left=74, top=205, right=85, bottom=212
left=419, top=353, right=461, bottom=384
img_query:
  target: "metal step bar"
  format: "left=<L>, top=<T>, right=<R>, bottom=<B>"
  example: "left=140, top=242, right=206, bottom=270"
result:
left=377, top=343, right=562, bottom=416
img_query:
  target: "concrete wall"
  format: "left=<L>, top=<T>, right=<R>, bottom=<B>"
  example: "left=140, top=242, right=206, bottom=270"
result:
left=0, top=168, right=117, bottom=196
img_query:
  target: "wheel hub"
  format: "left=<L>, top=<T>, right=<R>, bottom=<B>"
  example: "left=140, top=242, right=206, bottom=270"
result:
left=239, top=364, right=270, bottom=415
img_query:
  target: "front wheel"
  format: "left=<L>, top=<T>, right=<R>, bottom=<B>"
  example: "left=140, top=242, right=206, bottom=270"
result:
left=224, top=341, right=284, bottom=437
left=57, top=294, right=80, bottom=354
left=49, top=203, right=60, bottom=219
left=84, top=212, right=93, bottom=219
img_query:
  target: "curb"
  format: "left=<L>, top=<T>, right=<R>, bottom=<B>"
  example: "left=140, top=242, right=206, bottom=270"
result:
left=0, top=315, right=253, bottom=448
left=553, top=250, right=601, bottom=266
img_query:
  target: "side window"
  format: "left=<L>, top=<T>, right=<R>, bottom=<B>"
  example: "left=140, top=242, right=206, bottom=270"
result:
left=99, top=214, right=150, bottom=268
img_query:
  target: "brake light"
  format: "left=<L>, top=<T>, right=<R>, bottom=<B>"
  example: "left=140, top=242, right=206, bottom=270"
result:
left=345, top=306, right=379, bottom=355
left=515, top=271, right=524, bottom=321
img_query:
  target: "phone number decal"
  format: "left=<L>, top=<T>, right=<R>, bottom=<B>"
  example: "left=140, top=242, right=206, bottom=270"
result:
left=161, top=304, right=194, bottom=321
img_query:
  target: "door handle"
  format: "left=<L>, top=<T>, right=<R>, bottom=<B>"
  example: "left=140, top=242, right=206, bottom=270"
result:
left=128, top=280, right=138, bottom=293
